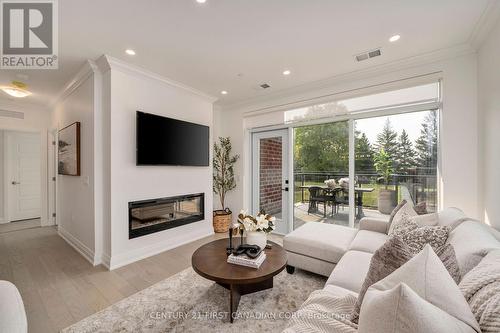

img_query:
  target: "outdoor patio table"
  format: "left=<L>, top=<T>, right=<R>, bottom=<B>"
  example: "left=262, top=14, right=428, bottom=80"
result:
left=299, top=185, right=374, bottom=219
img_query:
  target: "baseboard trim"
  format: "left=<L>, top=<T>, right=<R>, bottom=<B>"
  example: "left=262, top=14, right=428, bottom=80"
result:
left=107, top=229, right=214, bottom=270
left=58, top=227, right=98, bottom=266
left=101, top=253, right=111, bottom=270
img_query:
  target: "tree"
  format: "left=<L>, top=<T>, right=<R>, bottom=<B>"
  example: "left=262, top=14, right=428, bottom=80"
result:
left=374, top=148, right=394, bottom=189
left=294, top=122, right=349, bottom=172
left=213, top=137, right=239, bottom=210
left=355, top=132, right=374, bottom=172
left=415, top=111, right=438, bottom=172
left=375, top=119, right=398, bottom=161
left=396, top=129, right=416, bottom=173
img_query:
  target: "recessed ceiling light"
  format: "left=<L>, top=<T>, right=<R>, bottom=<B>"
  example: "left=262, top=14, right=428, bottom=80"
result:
left=282, top=70, right=291, bottom=76
left=196, top=0, right=206, bottom=3
left=389, top=34, right=401, bottom=42
left=0, top=81, right=32, bottom=98
left=125, top=49, right=136, bottom=55
left=221, top=90, right=228, bottom=95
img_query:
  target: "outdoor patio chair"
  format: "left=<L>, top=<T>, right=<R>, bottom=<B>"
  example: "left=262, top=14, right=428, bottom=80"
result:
left=334, top=187, right=349, bottom=214
left=307, top=186, right=331, bottom=217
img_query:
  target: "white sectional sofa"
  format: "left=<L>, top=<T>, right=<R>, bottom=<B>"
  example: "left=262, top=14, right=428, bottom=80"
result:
left=283, top=207, right=500, bottom=331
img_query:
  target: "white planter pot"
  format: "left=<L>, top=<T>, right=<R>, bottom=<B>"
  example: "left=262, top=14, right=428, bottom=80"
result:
left=245, top=231, right=267, bottom=249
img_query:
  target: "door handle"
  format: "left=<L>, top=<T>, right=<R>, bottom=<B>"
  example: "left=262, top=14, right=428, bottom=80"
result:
left=11, top=181, right=20, bottom=185
left=282, top=187, right=289, bottom=192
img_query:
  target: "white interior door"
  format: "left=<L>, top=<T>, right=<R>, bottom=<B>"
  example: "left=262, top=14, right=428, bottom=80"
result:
left=7, top=131, right=41, bottom=222
left=252, top=129, right=290, bottom=235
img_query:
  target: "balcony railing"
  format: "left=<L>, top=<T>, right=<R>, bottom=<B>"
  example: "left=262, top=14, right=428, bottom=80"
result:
left=294, top=170, right=437, bottom=211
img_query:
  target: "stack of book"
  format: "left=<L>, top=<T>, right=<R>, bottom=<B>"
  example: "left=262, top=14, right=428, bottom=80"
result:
left=227, top=252, right=266, bottom=269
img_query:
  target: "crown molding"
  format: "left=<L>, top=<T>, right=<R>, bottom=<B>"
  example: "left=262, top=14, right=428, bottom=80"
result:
left=97, top=55, right=218, bottom=103
left=50, top=59, right=99, bottom=107
left=218, top=43, right=475, bottom=112
left=468, top=0, right=500, bottom=49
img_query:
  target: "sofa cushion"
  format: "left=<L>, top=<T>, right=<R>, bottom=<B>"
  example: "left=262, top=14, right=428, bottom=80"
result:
left=358, top=217, right=389, bottom=234
left=284, top=222, right=357, bottom=264
left=324, top=284, right=359, bottom=298
left=326, top=250, right=372, bottom=293
left=410, top=212, right=439, bottom=226
left=394, top=219, right=451, bottom=254
left=359, top=283, right=477, bottom=333
left=0, top=280, right=27, bottom=333
left=348, top=230, right=388, bottom=253
left=388, top=200, right=417, bottom=235
left=448, top=220, right=500, bottom=276
left=352, top=236, right=414, bottom=322
left=438, top=207, right=468, bottom=229
left=413, top=201, right=428, bottom=215
left=459, top=249, right=500, bottom=333
left=435, top=243, right=462, bottom=284
left=387, top=199, right=409, bottom=232
left=358, top=245, right=480, bottom=333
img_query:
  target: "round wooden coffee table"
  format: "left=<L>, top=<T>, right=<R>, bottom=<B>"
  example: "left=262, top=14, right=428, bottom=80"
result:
left=191, top=238, right=287, bottom=322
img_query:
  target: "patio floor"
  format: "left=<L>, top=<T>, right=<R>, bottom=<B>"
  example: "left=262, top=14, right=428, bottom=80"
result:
left=293, top=202, right=390, bottom=230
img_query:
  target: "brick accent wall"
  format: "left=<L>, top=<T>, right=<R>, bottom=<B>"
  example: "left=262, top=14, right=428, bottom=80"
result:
left=259, top=137, right=282, bottom=215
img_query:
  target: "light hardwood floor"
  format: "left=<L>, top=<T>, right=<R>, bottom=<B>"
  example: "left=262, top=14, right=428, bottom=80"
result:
left=0, top=226, right=283, bottom=333
left=0, top=218, right=41, bottom=234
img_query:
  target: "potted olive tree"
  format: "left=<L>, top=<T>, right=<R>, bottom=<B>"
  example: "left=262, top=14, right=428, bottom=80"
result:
left=374, top=148, right=397, bottom=214
left=213, top=137, right=239, bottom=232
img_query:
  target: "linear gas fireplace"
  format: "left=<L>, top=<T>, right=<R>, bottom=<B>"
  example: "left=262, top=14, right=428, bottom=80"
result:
left=129, top=193, right=204, bottom=239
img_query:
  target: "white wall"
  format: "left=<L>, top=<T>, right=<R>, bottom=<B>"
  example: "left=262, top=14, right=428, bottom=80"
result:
left=478, top=18, right=500, bottom=230
left=0, top=102, right=50, bottom=225
left=51, top=62, right=103, bottom=264
left=217, top=52, right=481, bottom=220
left=98, top=56, right=216, bottom=269
left=0, top=131, right=3, bottom=222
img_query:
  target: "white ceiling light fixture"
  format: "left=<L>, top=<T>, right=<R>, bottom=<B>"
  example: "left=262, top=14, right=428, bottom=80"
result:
left=282, top=70, right=291, bottom=76
left=389, top=34, right=401, bottom=42
left=0, top=81, right=32, bottom=98
left=196, top=0, right=207, bottom=3
left=221, top=90, right=228, bottom=95
left=125, top=49, right=136, bottom=55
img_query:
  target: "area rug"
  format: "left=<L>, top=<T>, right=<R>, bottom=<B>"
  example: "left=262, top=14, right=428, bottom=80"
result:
left=62, top=267, right=326, bottom=333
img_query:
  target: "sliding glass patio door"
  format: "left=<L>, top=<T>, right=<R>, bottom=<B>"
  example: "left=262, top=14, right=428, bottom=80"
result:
left=252, top=129, right=290, bottom=235
left=250, top=82, right=441, bottom=234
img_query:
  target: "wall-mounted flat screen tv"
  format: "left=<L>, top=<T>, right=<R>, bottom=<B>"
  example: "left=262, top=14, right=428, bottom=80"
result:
left=136, top=111, right=209, bottom=166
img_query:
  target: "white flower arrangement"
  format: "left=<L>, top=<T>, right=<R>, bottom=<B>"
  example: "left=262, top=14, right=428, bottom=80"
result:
left=324, top=179, right=337, bottom=188
left=237, top=210, right=276, bottom=234
left=338, top=177, right=349, bottom=188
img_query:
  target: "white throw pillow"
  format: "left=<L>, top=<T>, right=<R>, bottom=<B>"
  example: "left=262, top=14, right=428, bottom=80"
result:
left=358, top=245, right=480, bottom=333
left=448, top=220, right=500, bottom=276
left=359, top=283, right=476, bottom=333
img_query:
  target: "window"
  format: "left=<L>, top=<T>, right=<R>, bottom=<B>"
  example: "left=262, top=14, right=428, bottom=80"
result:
left=290, top=82, right=440, bottom=229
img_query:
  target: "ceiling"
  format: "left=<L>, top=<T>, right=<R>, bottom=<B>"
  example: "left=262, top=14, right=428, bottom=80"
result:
left=0, top=0, right=494, bottom=110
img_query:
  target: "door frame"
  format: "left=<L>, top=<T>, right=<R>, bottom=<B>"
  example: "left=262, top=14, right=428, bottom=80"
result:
left=251, top=128, right=293, bottom=235
left=246, top=106, right=442, bottom=233
left=48, top=129, right=58, bottom=225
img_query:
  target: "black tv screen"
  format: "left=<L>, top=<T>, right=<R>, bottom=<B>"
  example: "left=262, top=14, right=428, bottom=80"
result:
left=136, top=111, right=209, bottom=166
